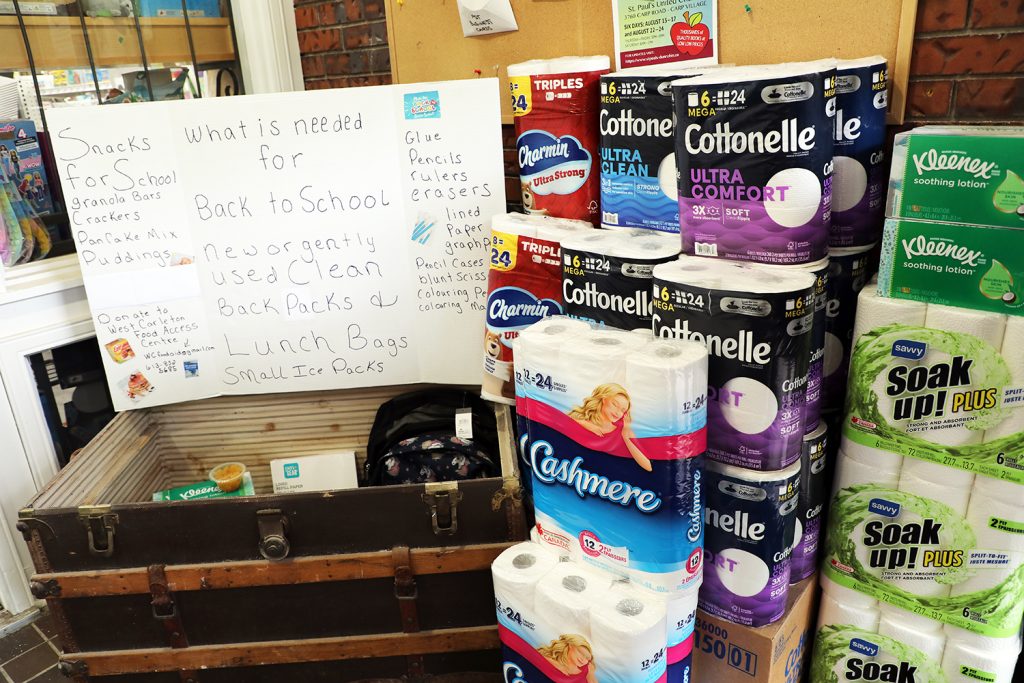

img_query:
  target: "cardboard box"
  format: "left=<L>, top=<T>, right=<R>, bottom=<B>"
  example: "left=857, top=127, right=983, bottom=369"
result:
left=693, top=577, right=818, bottom=683
left=878, top=218, right=1024, bottom=317
left=153, top=472, right=255, bottom=501
left=270, top=452, right=358, bottom=494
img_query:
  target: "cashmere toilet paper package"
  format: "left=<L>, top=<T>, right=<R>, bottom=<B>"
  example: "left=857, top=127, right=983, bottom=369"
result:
left=483, top=213, right=593, bottom=403
left=823, top=244, right=874, bottom=412
left=886, top=126, right=1024, bottom=230
left=599, top=69, right=702, bottom=233
left=510, top=56, right=611, bottom=223
left=830, top=56, right=889, bottom=248
left=701, top=459, right=801, bottom=626
left=561, top=230, right=680, bottom=330
left=516, top=322, right=709, bottom=593
left=653, top=257, right=816, bottom=470
left=672, top=60, right=837, bottom=265
left=493, top=547, right=672, bottom=683
left=792, top=422, right=828, bottom=583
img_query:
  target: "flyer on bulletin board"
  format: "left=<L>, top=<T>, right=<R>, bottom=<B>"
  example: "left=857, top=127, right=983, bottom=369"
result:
left=612, top=0, right=718, bottom=70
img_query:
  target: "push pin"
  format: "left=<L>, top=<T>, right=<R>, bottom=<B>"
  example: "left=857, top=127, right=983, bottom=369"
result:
left=744, top=4, right=752, bottom=13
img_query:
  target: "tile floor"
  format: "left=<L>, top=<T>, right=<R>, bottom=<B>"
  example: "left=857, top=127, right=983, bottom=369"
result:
left=0, top=615, right=61, bottom=683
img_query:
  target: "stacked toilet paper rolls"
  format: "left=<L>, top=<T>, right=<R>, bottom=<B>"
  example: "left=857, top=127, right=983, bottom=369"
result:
left=763, top=257, right=830, bottom=433
left=831, top=56, right=889, bottom=248
left=672, top=60, right=836, bottom=265
left=509, top=56, right=610, bottom=223
left=561, top=229, right=680, bottom=330
left=822, top=244, right=874, bottom=412
left=653, top=257, right=816, bottom=471
left=791, top=423, right=829, bottom=583
left=483, top=213, right=593, bottom=404
left=493, top=547, right=687, bottom=683
left=517, top=320, right=708, bottom=593
left=701, top=459, right=801, bottom=627
left=599, top=68, right=706, bottom=234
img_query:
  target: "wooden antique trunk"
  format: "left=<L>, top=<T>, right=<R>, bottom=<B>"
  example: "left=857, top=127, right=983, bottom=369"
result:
left=18, top=386, right=526, bottom=682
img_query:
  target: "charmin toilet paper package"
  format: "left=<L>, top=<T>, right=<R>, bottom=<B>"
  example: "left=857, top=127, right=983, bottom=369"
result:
left=483, top=213, right=592, bottom=403
left=886, top=126, right=1024, bottom=230
left=494, top=547, right=672, bottom=683
left=792, top=423, right=828, bottom=583
left=517, top=322, right=709, bottom=592
left=672, top=60, right=837, bottom=265
left=830, top=57, right=889, bottom=248
left=653, top=257, right=816, bottom=470
left=599, top=68, right=703, bottom=233
left=878, top=217, right=1024, bottom=317
left=843, top=287, right=1024, bottom=483
left=510, top=56, right=611, bottom=223
left=561, top=230, right=680, bottom=330
left=823, top=244, right=874, bottom=412
left=701, top=459, right=801, bottom=626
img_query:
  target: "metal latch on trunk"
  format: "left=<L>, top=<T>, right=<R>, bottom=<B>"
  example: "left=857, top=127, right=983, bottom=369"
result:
left=421, top=481, right=462, bottom=536
left=78, top=505, right=118, bottom=557
left=256, top=509, right=290, bottom=561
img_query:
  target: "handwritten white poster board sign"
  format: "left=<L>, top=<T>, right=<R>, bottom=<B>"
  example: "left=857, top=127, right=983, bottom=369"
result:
left=50, top=79, right=504, bottom=411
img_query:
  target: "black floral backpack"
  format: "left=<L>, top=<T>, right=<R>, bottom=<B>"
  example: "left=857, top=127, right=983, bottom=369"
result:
left=364, top=389, right=499, bottom=486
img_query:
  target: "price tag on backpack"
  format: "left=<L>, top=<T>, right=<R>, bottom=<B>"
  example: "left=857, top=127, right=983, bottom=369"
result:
left=455, top=408, right=474, bottom=440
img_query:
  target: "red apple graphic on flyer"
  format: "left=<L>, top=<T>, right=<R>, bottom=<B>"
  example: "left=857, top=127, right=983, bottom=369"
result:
left=671, top=11, right=710, bottom=56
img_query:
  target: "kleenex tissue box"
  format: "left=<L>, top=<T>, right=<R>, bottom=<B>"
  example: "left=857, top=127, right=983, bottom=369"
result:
left=270, top=452, right=358, bottom=494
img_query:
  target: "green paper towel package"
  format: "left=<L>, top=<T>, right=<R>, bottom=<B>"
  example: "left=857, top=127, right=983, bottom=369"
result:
left=878, top=218, right=1024, bottom=317
left=886, top=126, right=1024, bottom=229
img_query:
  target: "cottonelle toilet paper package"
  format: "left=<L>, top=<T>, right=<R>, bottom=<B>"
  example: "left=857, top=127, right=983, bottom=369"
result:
left=561, top=229, right=680, bottom=330
left=494, top=547, right=673, bottom=683
left=653, top=257, right=816, bottom=470
left=672, top=60, right=837, bottom=265
left=599, top=67, right=706, bottom=233
left=700, top=459, right=801, bottom=627
left=483, top=213, right=593, bottom=403
left=822, top=244, right=875, bottom=412
left=792, top=423, right=829, bottom=583
left=830, top=56, right=889, bottom=248
left=509, top=56, right=611, bottom=223
left=516, top=321, right=709, bottom=593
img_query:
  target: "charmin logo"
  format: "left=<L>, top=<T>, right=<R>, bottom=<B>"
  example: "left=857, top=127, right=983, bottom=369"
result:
left=911, top=148, right=997, bottom=180
left=530, top=440, right=662, bottom=513
left=869, top=498, right=901, bottom=518
left=503, top=662, right=528, bottom=683
left=849, top=638, right=879, bottom=657
left=486, top=287, right=562, bottom=328
left=901, top=234, right=984, bottom=267
left=891, top=339, right=926, bottom=360
left=403, top=91, right=441, bottom=120
left=517, top=130, right=592, bottom=195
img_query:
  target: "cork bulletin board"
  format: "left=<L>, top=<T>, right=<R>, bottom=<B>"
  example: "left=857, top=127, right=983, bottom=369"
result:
left=385, top=0, right=918, bottom=125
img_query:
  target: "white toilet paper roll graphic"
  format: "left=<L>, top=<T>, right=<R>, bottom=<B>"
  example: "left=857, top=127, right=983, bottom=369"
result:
left=534, top=561, right=614, bottom=642
left=590, top=583, right=668, bottom=683
left=877, top=604, right=946, bottom=660
left=492, top=541, right=562, bottom=615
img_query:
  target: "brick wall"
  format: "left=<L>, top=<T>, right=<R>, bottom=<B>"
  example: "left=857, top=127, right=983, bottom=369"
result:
left=907, top=0, right=1023, bottom=123
left=293, top=0, right=392, bottom=90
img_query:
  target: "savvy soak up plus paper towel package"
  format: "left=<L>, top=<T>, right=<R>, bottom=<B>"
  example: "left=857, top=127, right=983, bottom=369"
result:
left=514, top=318, right=709, bottom=593
left=813, top=286, right=1024, bottom=683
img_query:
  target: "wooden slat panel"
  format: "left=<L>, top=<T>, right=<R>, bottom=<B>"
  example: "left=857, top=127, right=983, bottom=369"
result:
left=63, top=626, right=500, bottom=676
left=34, top=542, right=511, bottom=598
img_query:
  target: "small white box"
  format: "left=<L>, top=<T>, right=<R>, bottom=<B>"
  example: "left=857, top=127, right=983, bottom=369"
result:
left=270, top=452, right=359, bottom=494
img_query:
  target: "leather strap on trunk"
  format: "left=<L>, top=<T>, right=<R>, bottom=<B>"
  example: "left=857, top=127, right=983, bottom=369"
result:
left=392, top=546, right=424, bottom=677
left=148, top=564, right=201, bottom=683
